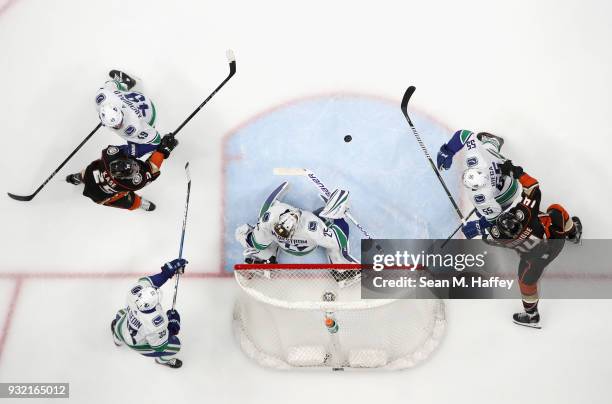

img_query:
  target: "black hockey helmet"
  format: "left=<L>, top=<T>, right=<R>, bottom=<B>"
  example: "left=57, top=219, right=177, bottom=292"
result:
left=109, top=157, right=139, bottom=179
left=496, top=210, right=523, bottom=238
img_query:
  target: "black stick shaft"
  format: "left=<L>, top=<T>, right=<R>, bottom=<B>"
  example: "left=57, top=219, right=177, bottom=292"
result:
left=7, top=123, right=102, bottom=201
left=400, top=86, right=465, bottom=221
left=441, top=208, right=477, bottom=248
left=173, top=59, right=236, bottom=137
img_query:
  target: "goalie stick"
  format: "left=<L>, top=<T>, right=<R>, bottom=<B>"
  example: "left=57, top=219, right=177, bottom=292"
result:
left=272, top=167, right=375, bottom=241
left=172, top=162, right=192, bottom=311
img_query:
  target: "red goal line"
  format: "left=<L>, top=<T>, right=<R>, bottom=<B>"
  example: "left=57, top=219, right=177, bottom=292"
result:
left=233, top=264, right=422, bottom=270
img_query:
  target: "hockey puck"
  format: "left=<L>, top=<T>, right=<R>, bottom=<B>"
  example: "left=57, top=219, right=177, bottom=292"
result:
left=344, top=135, right=352, bottom=142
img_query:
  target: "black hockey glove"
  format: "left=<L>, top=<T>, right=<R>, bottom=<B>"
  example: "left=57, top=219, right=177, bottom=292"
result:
left=499, top=160, right=524, bottom=178
left=157, top=133, right=179, bottom=158
left=166, top=309, right=181, bottom=336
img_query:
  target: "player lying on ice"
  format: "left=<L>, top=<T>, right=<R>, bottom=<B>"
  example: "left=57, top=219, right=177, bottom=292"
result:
left=235, top=187, right=360, bottom=287
left=111, top=258, right=187, bottom=369
left=95, top=70, right=164, bottom=158
left=64, top=133, right=178, bottom=211
left=438, top=130, right=582, bottom=328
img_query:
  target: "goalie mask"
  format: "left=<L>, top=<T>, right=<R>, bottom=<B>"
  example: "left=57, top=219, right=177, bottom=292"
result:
left=134, top=286, right=161, bottom=312
left=462, top=168, right=488, bottom=191
left=109, top=157, right=140, bottom=180
left=273, top=209, right=300, bottom=239
left=496, top=210, right=523, bottom=238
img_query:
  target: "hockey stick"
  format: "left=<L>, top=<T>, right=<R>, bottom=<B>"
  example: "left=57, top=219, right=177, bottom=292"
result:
left=173, top=50, right=237, bottom=137
left=272, top=167, right=374, bottom=240
left=7, top=123, right=102, bottom=201
left=172, top=162, right=192, bottom=311
left=440, top=207, right=477, bottom=248
left=401, top=86, right=465, bottom=221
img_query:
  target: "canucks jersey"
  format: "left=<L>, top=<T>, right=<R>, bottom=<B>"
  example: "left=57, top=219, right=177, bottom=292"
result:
left=250, top=202, right=357, bottom=264
left=95, top=80, right=161, bottom=146
left=454, top=130, right=522, bottom=221
left=115, top=278, right=169, bottom=350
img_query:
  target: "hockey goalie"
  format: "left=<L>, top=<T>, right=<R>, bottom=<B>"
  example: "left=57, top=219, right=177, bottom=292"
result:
left=235, top=183, right=359, bottom=285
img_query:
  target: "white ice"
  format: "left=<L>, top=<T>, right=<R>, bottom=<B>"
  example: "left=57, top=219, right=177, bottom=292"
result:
left=1, top=0, right=611, bottom=403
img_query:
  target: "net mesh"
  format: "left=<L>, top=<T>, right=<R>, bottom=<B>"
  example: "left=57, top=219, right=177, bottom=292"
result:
left=233, top=264, right=446, bottom=370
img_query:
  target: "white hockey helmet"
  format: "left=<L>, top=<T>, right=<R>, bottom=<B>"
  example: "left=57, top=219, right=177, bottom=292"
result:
left=273, top=209, right=300, bottom=238
left=462, top=168, right=488, bottom=190
left=134, top=287, right=160, bottom=312
left=98, top=101, right=124, bottom=128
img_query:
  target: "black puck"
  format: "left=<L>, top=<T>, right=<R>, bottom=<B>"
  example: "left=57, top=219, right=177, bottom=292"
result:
left=344, top=135, right=352, bottom=142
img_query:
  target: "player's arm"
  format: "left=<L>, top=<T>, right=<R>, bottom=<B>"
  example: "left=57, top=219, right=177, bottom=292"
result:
left=141, top=258, right=187, bottom=289
left=142, top=134, right=178, bottom=176
left=437, top=129, right=475, bottom=170
left=499, top=160, right=541, bottom=210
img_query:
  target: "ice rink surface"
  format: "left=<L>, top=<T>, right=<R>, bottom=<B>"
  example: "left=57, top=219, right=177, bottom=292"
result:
left=1, top=0, right=611, bottom=403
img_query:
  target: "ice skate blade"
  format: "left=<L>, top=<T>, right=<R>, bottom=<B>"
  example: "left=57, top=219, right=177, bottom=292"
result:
left=512, top=319, right=542, bottom=329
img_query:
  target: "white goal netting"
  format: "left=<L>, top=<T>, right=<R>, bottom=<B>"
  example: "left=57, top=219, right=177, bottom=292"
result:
left=233, top=265, right=445, bottom=370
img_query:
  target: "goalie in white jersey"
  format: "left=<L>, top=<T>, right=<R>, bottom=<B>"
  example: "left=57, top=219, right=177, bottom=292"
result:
left=95, top=70, right=164, bottom=158
left=436, top=130, right=522, bottom=239
left=236, top=185, right=359, bottom=284
left=111, top=258, right=187, bottom=368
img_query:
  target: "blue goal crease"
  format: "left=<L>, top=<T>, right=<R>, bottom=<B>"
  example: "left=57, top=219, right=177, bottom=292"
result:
left=223, top=95, right=461, bottom=272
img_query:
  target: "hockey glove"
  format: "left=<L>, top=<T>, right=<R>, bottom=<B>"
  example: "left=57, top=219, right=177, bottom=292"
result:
left=162, top=258, right=188, bottom=277
left=157, top=134, right=179, bottom=158
left=436, top=144, right=455, bottom=171
left=461, top=216, right=492, bottom=239
left=166, top=309, right=181, bottom=336
left=499, top=160, right=524, bottom=178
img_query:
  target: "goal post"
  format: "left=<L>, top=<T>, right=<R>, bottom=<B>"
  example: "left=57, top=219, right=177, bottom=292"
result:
left=233, top=263, right=446, bottom=370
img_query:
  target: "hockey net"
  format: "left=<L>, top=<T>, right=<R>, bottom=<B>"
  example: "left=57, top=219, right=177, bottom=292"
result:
left=233, top=264, right=446, bottom=370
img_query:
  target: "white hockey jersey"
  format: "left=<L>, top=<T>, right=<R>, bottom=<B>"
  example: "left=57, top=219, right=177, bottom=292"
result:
left=115, top=278, right=169, bottom=349
left=459, top=130, right=522, bottom=221
left=95, top=81, right=161, bottom=145
left=250, top=201, right=357, bottom=264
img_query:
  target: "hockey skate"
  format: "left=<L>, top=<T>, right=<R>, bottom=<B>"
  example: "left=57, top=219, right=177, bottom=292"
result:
left=155, top=357, right=182, bottom=369
left=109, top=70, right=137, bottom=91
left=512, top=311, right=541, bottom=329
left=139, top=198, right=156, bottom=212
left=477, top=132, right=504, bottom=150
left=65, top=173, right=83, bottom=186
left=569, top=216, right=582, bottom=244
left=110, top=319, right=123, bottom=347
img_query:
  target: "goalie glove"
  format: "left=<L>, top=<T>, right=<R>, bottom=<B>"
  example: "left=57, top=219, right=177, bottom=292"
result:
left=319, top=189, right=350, bottom=220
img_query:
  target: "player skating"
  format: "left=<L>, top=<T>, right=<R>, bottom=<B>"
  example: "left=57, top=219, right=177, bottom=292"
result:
left=467, top=159, right=582, bottom=328
left=235, top=187, right=359, bottom=285
left=437, top=130, right=522, bottom=231
left=96, top=70, right=163, bottom=157
left=111, top=258, right=187, bottom=368
left=64, top=134, right=178, bottom=211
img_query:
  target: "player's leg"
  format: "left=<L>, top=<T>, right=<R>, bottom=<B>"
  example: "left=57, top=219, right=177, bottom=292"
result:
left=103, top=192, right=156, bottom=211
left=66, top=169, right=85, bottom=186
left=110, top=310, right=126, bottom=347
left=514, top=242, right=565, bottom=328
left=476, top=132, right=504, bottom=151
left=151, top=336, right=182, bottom=369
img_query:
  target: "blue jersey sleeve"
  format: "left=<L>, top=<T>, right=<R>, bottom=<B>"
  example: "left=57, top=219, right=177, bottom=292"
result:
left=446, top=129, right=474, bottom=154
